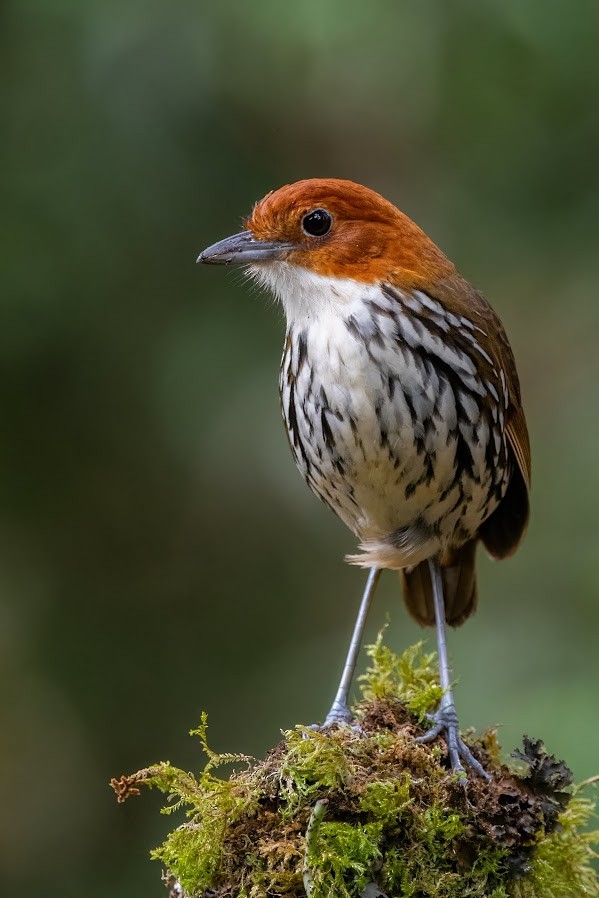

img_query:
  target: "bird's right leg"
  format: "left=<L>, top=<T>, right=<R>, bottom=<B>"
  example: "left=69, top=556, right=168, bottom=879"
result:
left=416, top=557, right=489, bottom=779
left=321, top=567, right=381, bottom=727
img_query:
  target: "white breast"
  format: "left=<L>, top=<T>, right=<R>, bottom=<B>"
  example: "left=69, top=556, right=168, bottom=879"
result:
left=253, top=262, right=508, bottom=570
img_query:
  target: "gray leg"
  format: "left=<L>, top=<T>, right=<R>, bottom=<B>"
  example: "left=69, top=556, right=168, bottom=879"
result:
left=416, top=558, right=489, bottom=780
left=323, top=567, right=381, bottom=726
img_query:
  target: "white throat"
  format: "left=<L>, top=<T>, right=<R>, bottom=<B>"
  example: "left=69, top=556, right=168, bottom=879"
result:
left=249, top=261, right=379, bottom=325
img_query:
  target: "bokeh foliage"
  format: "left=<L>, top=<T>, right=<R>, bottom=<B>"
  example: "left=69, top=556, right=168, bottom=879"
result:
left=1, top=2, right=599, bottom=897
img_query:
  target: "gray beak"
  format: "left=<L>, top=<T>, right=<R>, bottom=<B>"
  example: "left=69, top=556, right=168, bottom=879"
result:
left=197, top=230, right=295, bottom=265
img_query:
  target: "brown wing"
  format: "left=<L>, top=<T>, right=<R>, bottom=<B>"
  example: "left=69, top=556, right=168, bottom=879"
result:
left=387, top=273, right=531, bottom=565
left=387, top=273, right=531, bottom=623
left=505, top=401, right=531, bottom=492
left=418, top=275, right=531, bottom=560
left=477, top=297, right=531, bottom=559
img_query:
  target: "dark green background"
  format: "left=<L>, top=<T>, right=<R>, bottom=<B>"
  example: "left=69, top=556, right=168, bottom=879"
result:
left=2, top=1, right=599, bottom=895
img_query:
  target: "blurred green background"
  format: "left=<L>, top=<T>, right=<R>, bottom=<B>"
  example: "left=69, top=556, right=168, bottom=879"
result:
left=2, top=0, right=599, bottom=895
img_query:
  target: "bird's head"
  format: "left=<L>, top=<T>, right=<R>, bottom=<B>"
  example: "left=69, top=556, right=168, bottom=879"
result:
left=198, top=179, right=456, bottom=316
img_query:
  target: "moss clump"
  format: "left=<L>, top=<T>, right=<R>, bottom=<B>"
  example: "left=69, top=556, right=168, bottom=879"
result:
left=111, top=636, right=599, bottom=898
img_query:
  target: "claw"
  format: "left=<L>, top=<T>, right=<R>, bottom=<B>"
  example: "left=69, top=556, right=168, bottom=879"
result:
left=302, top=702, right=361, bottom=737
left=417, top=703, right=490, bottom=780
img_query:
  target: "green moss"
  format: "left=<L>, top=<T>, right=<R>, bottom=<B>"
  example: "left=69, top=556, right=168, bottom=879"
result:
left=112, top=637, right=599, bottom=898
left=279, top=726, right=353, bottom=815
left=310, top=819, right=383, bottom=898
left=358, top=776, right=412, bottom=819
left=358, top=630, right=444, bottom=722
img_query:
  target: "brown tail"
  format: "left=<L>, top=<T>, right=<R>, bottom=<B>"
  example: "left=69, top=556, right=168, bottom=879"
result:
left=401, top=540, right=478, bottom=627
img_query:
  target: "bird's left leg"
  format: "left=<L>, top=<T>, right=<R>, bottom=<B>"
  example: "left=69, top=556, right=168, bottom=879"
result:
left=416, top=557, right=490, bottom=780
left=322, top=567, right=381, bottom=727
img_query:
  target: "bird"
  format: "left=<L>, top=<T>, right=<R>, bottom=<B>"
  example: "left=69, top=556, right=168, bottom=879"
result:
left=197, top=178, right=530, bottom=778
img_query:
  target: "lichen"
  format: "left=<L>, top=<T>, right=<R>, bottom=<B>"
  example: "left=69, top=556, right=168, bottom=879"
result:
left=111, top=636, right=599, bottom=898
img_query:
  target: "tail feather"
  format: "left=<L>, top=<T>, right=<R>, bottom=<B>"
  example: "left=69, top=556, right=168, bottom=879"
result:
left=401, top=540, right=478, bottom=627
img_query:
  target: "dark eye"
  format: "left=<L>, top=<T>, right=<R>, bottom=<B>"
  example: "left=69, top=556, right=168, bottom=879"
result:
left=302, top=208, right=333, bottom=237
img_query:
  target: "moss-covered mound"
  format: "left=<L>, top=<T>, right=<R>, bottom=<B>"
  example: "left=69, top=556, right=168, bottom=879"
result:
left=111, top=636, right=599, bottom=898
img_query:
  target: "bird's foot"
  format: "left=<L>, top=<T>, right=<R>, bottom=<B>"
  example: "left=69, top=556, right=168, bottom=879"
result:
left=416, top=703, right=490, bottom=781
left=303, top=701, right=360, bottom=735
left=322, top=700, right=354, bottom=728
